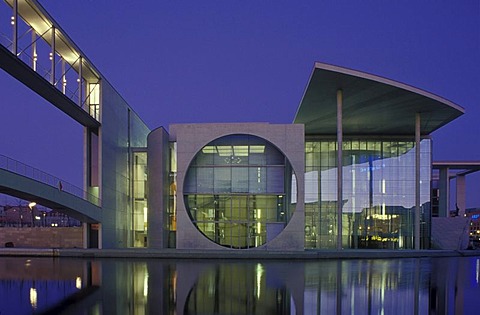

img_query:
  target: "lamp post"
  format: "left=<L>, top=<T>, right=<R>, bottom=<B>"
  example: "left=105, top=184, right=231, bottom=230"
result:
left=28, top=202, right=36, bottom=227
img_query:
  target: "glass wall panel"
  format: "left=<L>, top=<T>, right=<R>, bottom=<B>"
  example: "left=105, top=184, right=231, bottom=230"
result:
left=196, top=168, right=214, bottom=193
left=305, top=138, right=431, bottom=250
left=168, top=142, right=177, bottom=248
left=184, top=135, right=297, bottom=248
left=132, top=152, right=147, bottom=248
left=232, top=167, right=249, bottom=193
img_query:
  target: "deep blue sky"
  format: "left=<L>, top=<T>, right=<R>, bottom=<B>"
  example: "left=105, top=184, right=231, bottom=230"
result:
left=0, top=1, right=479, bottom=206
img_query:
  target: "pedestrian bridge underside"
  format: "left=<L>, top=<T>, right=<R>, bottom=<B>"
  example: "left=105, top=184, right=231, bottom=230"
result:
left=0, top=168, right=101, bottom=223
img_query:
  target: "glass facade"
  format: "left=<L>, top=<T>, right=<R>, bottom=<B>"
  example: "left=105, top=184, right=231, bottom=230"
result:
left=305, top=138, right=431, bottom=249
left=184, top=135, right=296, bottom=248
left=132, top=152, right=148, bottom=247
left=168, top=142, right=177, bottom=248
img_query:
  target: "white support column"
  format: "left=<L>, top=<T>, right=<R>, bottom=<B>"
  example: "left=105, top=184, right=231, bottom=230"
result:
left=12, top=0, right=18, bottom=55
left=337, top=89, right=343, bottom=250
left=415, top=113, right=421, bottom=250
left=50, top=26, right=56, bottom=85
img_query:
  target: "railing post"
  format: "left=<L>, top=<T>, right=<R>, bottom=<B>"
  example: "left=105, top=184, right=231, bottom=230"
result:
left=50, top=26, right=56, bottom=85
left=32, top=30, right=37, bottom=71
left=62, top=58, right=66, bottom=94
left=78, top=56, right=83, bottom=107
left=12, top=0, right=18, bottom=55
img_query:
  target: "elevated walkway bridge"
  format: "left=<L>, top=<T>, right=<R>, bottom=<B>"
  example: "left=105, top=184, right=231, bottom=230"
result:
left=0, top=154, right=101, bottom=223
left=0, top=0, right=101, bottom=131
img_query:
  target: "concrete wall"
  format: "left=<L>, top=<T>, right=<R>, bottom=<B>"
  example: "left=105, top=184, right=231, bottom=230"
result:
left=147, top=127, right=171, bottom=249
left=98, top=80, right=150, bottom=248
left=0, top=227, right=83, bottom=248
left=169, top=123, right=305, bottom=251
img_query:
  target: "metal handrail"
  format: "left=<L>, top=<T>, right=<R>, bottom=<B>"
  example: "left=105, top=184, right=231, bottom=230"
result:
left=0, top=29, right=97, bottom=121
left=0, top=154, right=100, bottom=206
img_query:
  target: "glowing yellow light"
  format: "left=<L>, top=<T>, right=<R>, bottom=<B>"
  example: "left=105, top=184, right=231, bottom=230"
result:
left=255, top=264, right=264, bottom=299
left=216, top=146, right=233, bottom=156
left=30, top=288, right=37, bottom=309
left=250, top=145, right=265, bottom=153
left=233, top=145, right=249, bottom=156
left=76, top=277, right=82, bottom=289
left=201, top=146, right=216, bottom=154
left=144, top=272, right=149, bottom=297
left=28, top=202, right=36, bottom=209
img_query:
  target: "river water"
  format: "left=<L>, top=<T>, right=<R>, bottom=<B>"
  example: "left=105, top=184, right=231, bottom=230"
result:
left=0, top=256, right=479, bottom=314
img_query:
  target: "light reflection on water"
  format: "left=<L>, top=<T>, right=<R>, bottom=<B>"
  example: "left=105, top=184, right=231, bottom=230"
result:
left=0, top=256, right=479, bottom=314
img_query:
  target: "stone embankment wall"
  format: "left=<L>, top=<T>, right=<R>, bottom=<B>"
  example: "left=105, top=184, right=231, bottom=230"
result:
left=0, top=227, right=83, bottom=248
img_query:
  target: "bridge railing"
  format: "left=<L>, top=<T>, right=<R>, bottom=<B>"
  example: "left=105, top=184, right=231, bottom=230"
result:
left=0, top=154, right=100, bottom=206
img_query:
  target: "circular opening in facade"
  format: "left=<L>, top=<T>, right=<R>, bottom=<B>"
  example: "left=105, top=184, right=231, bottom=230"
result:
left=184, top=134, right=297, bottom=249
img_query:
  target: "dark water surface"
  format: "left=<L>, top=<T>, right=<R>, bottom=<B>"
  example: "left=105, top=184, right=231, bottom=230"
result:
left=0, top=256, right=479, bottom=314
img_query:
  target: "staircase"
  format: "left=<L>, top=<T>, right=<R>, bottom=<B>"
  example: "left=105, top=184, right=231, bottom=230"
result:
left=431, top=217, right=471, bottom=250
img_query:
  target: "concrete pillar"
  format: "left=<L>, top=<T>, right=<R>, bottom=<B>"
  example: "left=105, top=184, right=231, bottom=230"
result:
left=147, top=127, right=171, bottom=249
left=415, top=113, right=420, bottom=250
left=336, top=89, right=343, bottom=250
left=82, top=222, right=88, bottom=248
left=456, top=174, right=466, bottom=216
left=439, top=168, right=450, bottom=217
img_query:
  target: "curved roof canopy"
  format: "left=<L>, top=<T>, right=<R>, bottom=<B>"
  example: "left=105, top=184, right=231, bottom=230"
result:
left=294, top=62, right=464, bottom=135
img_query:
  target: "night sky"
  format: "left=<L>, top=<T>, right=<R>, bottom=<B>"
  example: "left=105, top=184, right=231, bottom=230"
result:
left=0, top=1, right=479, bottom=206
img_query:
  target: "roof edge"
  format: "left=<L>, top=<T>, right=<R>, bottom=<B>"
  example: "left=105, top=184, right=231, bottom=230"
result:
left=313, top=62, right=465, bottom=114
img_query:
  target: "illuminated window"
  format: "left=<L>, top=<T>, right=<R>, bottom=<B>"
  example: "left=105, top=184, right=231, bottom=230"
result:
left=184, top=135, right=296, bottom=248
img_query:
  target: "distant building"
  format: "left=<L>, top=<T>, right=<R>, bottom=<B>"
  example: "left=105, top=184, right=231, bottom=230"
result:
left=466, top=208, right=480, bottom=247
left=0, top=205, right=80, bottom=228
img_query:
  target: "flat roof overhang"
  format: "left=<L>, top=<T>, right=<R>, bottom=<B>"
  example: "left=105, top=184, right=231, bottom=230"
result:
left=432, top=161, right=480, bottom=177
left=294, top=62, right=465, bottom=135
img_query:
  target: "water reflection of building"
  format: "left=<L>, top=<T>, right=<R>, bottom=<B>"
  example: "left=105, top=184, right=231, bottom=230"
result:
left=118, top=258, right=480, bottom=314
left=3, top=257, right=480, bottom=314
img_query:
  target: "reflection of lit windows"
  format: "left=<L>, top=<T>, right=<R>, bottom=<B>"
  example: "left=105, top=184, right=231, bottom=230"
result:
left=255, top=263, right=264, bottom=299
left=476, top=259, right=479, bottom=284
left=76, top=276, right=82, bottom=289
left=30, top=287, right=37, bottom=309
left=144, top=272, right=149, bottom=297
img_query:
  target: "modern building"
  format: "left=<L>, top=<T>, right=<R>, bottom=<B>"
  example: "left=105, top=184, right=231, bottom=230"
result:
left=0, top=0, right=470, bottom=251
